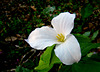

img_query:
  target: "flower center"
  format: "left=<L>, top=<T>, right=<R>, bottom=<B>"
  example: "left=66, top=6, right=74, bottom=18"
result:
left=56, top=33, right=65, bottom=42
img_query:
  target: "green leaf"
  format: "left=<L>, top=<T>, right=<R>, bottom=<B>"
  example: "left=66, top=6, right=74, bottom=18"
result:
left=80, top=43, right=100, bottom=56
left=87, top=52, right=94, bottom=57
left=74, top=34, right=91, bottom=43
left=36, top=65, right=54, bottom=72
left=74, top=34, right=100, bottom=56
left=35, top=45, right=55, bottom=71
left=35, top=44, right=61, bottom=72
left=91, top=30, right=99, bottom=40
left=50, top=49, right=61, bottom=65
left=72, top=58, right=100, bottom=72
left=43, top=6, right=55, bottom=14
left=81, top=4, right=93, bottom=19
left=83, top=31, right=91, bottom=37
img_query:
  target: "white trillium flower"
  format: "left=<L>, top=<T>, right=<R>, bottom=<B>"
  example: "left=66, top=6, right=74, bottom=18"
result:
left=25, top=12, right=81, bottom=65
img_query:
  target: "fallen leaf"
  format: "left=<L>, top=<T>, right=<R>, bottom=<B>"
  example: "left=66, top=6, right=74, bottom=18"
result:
left=31, top=6, right=36, bottom=11
left=5, top=36, right=17, bottom=41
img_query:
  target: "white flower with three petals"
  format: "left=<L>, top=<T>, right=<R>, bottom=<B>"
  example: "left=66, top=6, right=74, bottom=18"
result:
left=25, top=12, right=81, bottom=65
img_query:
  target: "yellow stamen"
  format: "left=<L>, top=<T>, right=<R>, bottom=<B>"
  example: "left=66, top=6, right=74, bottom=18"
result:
left=56, top=33, right=65, bottom=42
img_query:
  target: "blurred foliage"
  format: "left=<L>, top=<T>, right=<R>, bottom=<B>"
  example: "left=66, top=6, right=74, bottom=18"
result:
left=81, top=3, right=93, bottom=19
left=0, top=0, right=100, bottom=72
left=16, top=65, right=33, bottom=72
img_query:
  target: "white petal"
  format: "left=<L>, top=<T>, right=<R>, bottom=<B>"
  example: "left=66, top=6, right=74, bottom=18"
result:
left=54, top=34, right=81, bottom=65
left=51, top=12, right=75, bottom=36
left=25, top=26, right=59, bottom=50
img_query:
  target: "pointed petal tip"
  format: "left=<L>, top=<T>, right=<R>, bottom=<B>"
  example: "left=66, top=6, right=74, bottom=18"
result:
left=24, top=39, right=27, bottom=42
left=24, top=26, right=59, bottom=50
left=24, top=39, right=29, bottom=43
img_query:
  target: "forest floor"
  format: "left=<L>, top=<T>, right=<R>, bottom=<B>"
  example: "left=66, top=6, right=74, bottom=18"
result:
left=0, top=0, right=100, bottom=72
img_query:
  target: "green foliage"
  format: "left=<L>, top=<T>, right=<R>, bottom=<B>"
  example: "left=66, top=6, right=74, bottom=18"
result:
left=83, top=31, right=91, bottom=37
left=81, top=43, right=100, bottom=56
left=76, top=61, right=100, bottom=72
left=91, top=30, right=99, bottom=40
left=43, top=6, right=55, bottom=14
left=35, top=45, right=61, bottom=72
left=58, top=65, right=72, bottom=72
left=81, top=4, right=93, bottom=19
left=16, top=66, right=33, bottom=72
left=50, top=49, right=61, bottom=65
left=92, top=0, right=100, bottom=5
left=1, top=0, right=100, bottom=72
left=0, top=21, right=2, bottom=24
left=75, top=34, right=100, bottom=56
left=59, top=54, right=100, bottom=72
left=72, top=57, right=100, bottom=72
left=90, top=54, right=100, bottom=61
left=87, top=52, right=94, bottom=57
left=22, top=60, right=35, bottom=69
left=74, top=34, right=91, bottom=43
left=74, top=25, right=82, bottom=33
left=34, top=45, right=54, bottom=71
